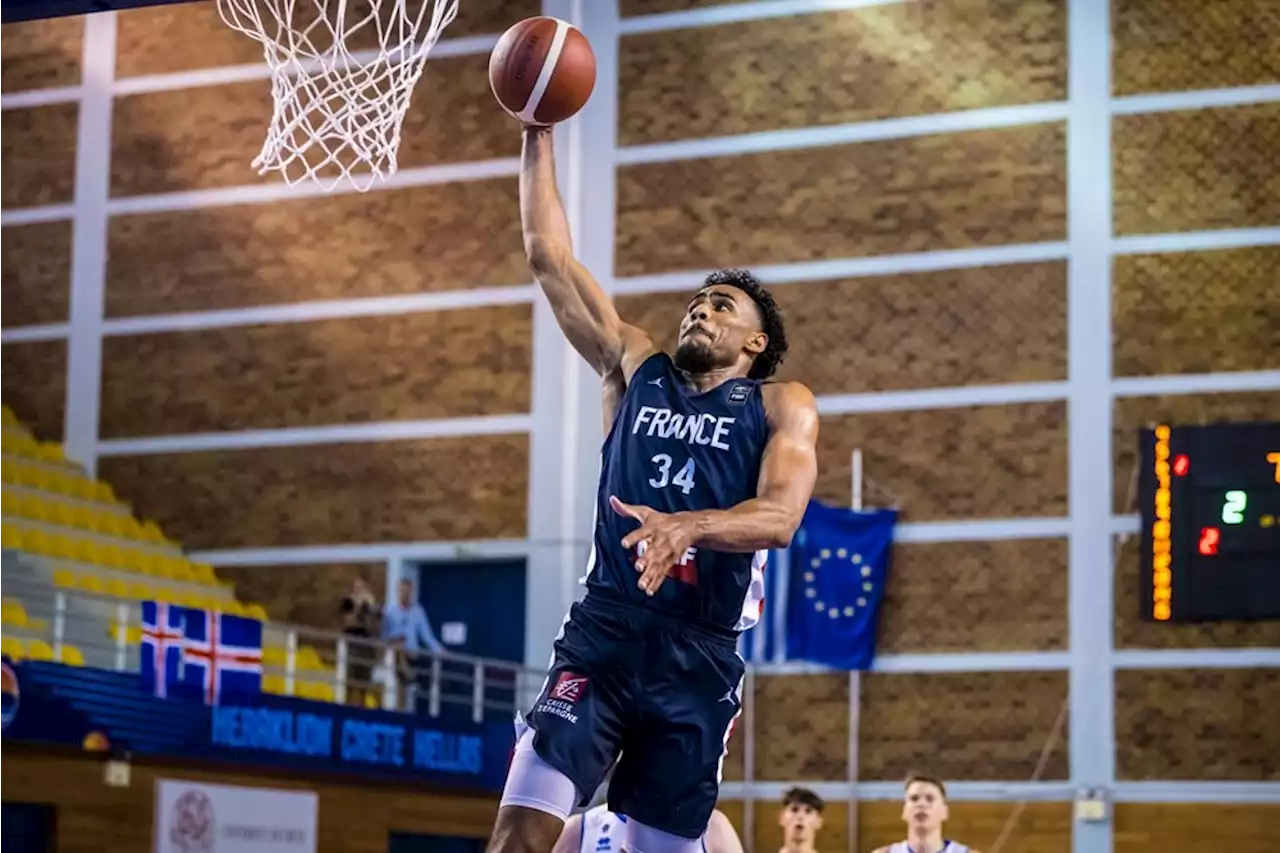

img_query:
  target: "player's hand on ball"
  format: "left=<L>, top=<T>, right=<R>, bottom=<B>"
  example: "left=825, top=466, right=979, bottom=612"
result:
left=610, top=496, right=696, bottom=597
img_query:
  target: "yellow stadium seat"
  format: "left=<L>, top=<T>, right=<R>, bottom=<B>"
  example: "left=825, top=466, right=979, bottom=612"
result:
left=263, top=647, right=287, bottom=667
left=21, top=494, right=54, bottom=523
left=126, top=582, right=154, bottom=601
left=53, top=568, right=77, bottom=588
left=58, top=644, right=85, bottom=666
left=190, top=563, right=218, bottom=585
left=70, top=537, right=100, bottom=565
left=10, top=463, right=37, bottom=488
left=1, top=599, right=28, bottom=628
left=245, top=603, right=269, bottom=622
left=105, top=578, right=130, bottom=598
left=140, top=520, right=167, bottom=543
left=1, top=636, right=25, bottom=659
left=98, top=543, right=126, bottom=570
left=163, top=558, right=197, bottom=583
left=1, top=522, right=22, bottom=549
left=77, top=574, right=106, bottom=594
left=2, top=405, right=18, bottom=426
left=298, top=680, right=336, bottom=702
left=22, top=467, right=47, bottom=491
left=69, top=504, right=97, bottom=532
left=118, top=516, right=143, bottom=540
left=262, top=674, right=286, bottom=695
left=93, top=481, right=115, bottom=503
left=153, top=587, right=179, bottom=603
left=1, top=490, right=19, bottom=515
left=23, top=528, right=56, bottom=556
left=42, top=469, right=72, bottom=496
left=68, top=477, right=97, bottom=502
left=51, top=501, right=77, bottom=527
left=109, top=623, right=143, bottom=644
left=48, top=533, right=78, bottom=561
left=91, top=509, right=122, bottom=537
left=37, top=442, right=66, bottom=464
left=27, top=639, right=55, bottom=662
left=0, top=459, right=15, bottom=483
left=297, top=645, right=324, bottom=670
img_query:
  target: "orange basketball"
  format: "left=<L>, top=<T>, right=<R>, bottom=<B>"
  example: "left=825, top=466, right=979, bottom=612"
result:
left=488, top=16, right=596, bottom=125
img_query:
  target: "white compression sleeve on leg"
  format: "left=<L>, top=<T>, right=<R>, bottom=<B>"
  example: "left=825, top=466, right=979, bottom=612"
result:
left=498, top=728, right=580, bottom=820
left=623, top=818, right=705, bottom=853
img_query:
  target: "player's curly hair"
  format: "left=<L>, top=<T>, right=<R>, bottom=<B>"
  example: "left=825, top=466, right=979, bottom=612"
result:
left=703, top=267, right=788, bottom=380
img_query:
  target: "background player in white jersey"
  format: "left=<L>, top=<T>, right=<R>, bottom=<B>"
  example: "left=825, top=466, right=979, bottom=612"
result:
left=777, top=787, right=825, bottom=853
left=554, top=804, right=743, bottom=853
left=871, top=775, right=978, bottom=853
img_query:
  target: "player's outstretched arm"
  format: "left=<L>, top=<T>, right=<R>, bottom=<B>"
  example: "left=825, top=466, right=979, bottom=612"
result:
left=550, top=814, right=583, bottom=853
left=611, top=382, right=818, bottom=594
left=521, top=126, right=653, bottom=380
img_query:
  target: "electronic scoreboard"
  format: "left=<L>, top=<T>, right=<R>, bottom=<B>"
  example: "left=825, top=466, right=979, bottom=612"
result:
left=1138, top=420, right=1280, bottom=622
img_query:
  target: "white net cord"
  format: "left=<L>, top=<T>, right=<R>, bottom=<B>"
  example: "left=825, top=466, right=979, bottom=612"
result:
left=217, top=0, right=460, bottom=192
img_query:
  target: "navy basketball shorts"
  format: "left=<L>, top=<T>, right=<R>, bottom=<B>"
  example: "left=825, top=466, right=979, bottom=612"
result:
left=522, top=596, right=745, bottom=839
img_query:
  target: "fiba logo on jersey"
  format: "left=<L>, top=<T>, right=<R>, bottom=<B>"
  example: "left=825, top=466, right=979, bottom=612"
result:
left=727, top=384, right=750, bottom=405
left=1, top=662, right=19, bottom=730
left=169, top=789, right=216, bottom=853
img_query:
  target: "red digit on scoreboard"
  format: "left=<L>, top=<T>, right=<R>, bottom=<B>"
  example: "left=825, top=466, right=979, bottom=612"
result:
left=1198, top=526, right=1221, bottom=556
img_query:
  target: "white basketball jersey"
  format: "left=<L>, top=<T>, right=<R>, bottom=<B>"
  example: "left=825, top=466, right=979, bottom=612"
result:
left=577, top=806, right=709, bottom=853
left=888, top=842, right=970, bottom=853
left=578, top=806, right=624, bottom=853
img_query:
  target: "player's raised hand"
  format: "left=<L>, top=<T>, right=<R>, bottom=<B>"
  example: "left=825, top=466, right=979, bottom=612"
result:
left=610, top=495, right=696, bottom=596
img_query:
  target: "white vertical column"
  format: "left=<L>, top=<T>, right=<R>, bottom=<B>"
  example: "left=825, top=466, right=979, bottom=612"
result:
left=523, top=0, right=618, bottom=670
left=63, top=12, right=117, bottom=475
left=567, top=0, right=618, bottom=608
left=1067, top=1, right=1115, bottom=851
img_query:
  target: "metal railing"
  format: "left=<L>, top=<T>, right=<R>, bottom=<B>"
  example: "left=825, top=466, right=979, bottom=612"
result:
left=1, top=559, right=543, bottom=723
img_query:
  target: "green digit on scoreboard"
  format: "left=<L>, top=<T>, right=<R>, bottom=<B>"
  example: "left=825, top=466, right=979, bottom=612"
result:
left=1222, top=490, right=1247, bottom=524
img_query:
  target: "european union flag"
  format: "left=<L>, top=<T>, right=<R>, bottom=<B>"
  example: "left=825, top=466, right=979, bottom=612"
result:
left=181, top=609, right=264, bottom=705
left=784, top=500, right=897, bottom=670
left=139, top=601, right=187, bottom=698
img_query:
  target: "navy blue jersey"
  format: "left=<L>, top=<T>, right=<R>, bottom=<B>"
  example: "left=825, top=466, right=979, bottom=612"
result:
left=585, top=352, right=770, bottom=634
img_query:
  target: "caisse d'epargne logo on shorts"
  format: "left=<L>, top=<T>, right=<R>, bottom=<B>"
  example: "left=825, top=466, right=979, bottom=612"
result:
left=551, top=673, right=587, bottom=703
left=536, top=672, right=588, bottom=724
left=170, top=789, right=216, bottom=853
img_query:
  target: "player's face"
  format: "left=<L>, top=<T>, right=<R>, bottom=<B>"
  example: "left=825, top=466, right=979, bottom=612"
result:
left=902, top=781, right=948, bottom=833
left=779, top=801, right=822, bottom=844
left=674, top=286, right=767, bottom=376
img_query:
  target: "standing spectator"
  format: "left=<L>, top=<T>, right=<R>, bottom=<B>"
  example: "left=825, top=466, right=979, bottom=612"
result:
left=381, top=578, right=443, bottom=710
left=339, top=577, right=379, bottom=707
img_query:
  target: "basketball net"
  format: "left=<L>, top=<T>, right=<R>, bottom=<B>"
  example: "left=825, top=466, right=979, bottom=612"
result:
left=216, top=0, right=460, bottom=192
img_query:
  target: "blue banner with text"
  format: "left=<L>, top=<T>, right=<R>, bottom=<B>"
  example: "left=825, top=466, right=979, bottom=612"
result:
left=0, top=658, right=513, bottom=792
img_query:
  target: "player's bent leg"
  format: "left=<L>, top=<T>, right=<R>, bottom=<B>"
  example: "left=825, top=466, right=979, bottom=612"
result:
left=489, top=730, right=580, bottom=853
left=622, top=819, right=706, bottom=853
left=498, top=728, right=580, bottom=819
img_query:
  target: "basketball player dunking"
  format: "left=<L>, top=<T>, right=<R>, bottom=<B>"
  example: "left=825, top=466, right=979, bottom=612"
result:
left=872, top=775, right=979, bottom=853
left=487, top=124, right=820, bottom=853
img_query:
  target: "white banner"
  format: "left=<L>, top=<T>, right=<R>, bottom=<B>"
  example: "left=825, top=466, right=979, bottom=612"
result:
left=154, top=779, right=318, bottom=853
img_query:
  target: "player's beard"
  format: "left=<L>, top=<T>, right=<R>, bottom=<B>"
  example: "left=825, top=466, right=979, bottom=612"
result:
left=673, top=339, right=717, bottom=376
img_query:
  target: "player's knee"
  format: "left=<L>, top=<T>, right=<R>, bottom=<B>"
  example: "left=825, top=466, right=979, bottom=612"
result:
left=487, top=806, right=563, bottom=853
left=624, top=818, right=705, bottom=853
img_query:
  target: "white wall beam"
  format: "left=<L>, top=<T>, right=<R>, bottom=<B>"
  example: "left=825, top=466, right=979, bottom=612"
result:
left=1066, top=4, right=1115, bottom=853
left=62, top=13, right=117, bottom=475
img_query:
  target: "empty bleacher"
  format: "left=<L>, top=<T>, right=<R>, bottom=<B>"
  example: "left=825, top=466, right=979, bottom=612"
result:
left=0, top=404, right=341, bottom=702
